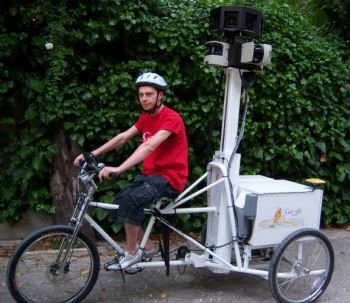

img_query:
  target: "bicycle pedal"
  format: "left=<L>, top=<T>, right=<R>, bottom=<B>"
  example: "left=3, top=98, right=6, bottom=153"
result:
left=104, top=259, right=121, bottom=271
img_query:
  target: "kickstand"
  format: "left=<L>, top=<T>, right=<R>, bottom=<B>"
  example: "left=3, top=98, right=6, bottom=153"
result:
left=119, top=269, right=126, bottom=283
left=162, top=224, right=170, bottom=276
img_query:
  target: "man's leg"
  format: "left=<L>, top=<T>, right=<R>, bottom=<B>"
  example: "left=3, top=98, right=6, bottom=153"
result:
left=124, top=222, right=141, bottom=255
left=124, top=223, right=155, bottom=255
left=137, top=228, right=154, bottom=251
left=115, top=175, right=177, bottom=267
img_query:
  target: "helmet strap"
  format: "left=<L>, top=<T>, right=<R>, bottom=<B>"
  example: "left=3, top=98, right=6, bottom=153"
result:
left=151, top=91, right=163, bottom=114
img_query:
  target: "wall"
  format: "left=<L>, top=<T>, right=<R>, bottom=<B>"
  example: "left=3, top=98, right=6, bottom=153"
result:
left=0, top=212, right=55, bottom=240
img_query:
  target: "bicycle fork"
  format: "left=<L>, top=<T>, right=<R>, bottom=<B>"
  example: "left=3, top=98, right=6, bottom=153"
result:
left=51, top=195, right=91, bottom=276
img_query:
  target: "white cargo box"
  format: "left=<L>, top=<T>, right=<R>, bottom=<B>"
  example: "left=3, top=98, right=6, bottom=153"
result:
left=236, top=176, right=323, bottom=247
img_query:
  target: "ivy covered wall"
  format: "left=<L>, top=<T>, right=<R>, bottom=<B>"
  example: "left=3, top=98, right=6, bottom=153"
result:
left=0, top=0, right=349, bottom=231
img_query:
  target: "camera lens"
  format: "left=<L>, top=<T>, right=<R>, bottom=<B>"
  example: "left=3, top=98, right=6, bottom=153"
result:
left=224, top=11, right=238, bottom=29
left=245, top=13, right=257, bottom=31
left=252, top=45, right=264, bottom=63
left=207, top=43, right=223, bottom=56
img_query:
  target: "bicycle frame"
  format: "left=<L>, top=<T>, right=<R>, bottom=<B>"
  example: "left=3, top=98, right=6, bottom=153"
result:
left=69, top=159, right=273, bottom=279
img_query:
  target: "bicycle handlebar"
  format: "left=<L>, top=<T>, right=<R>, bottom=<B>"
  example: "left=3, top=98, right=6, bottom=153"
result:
left=79, top=152, right=119, bottom=180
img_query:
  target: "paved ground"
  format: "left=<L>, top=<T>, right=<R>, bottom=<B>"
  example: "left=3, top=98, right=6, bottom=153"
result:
left=1, top=228, right=349, bottom=302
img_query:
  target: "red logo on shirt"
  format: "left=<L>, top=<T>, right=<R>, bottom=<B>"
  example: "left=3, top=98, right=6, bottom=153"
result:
left=142, top=132, right=152, bottom=142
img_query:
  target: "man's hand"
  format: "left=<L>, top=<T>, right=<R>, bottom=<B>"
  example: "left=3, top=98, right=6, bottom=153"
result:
left=73, top=154, right=84, bottom=166
left=98, top=166, right=121, bottom=181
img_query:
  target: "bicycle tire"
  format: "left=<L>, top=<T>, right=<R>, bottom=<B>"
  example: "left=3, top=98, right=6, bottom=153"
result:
left=7, top=225, right=100, bottom=303
left=268, top=228, right=334, bottom=303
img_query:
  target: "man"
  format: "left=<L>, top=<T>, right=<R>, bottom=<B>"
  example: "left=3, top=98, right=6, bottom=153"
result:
left=74, top=72, right=188, bottom=268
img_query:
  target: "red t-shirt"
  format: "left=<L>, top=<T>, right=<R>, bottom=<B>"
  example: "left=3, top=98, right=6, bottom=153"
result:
left=134, top=106, right=188, bottom=191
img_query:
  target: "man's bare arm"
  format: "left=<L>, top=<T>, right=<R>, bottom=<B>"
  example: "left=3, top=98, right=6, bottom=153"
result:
left=99, top=129, right=171, bottom=180
left=73, top=126, right=139, bottom=166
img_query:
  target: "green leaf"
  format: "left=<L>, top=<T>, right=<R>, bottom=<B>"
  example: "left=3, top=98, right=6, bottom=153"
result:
left=32, top=157, right=45, bottom=172
left=64, top=122, right=75, bottom=130
left=26, top=78, right=46, bottom=93
left=111, top=223, right=123, bottom=234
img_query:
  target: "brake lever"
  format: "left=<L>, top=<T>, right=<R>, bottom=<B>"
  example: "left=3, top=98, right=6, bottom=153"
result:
left=79, top=159, right=86, bottom=167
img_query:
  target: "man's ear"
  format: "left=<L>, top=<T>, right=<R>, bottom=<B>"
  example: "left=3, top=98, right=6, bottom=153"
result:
left=158, top=90, right=164, bottom=99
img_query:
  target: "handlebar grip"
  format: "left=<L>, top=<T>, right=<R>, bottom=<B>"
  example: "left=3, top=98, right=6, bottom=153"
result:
left=83, top=152, right=97, bottom=165
left=110, top=173, right=119, bottom=180
left=79, top=159, right=86, bottom=167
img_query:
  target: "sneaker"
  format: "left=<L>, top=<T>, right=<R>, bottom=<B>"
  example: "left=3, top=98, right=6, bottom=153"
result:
left=143, top=244, right=160, bottom=259
left=117, top=252, right=141, bottom=269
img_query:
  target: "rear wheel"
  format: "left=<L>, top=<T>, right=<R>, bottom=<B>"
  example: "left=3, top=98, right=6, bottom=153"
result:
left=7, top=225, right=100, bottom=303
left=269, top=228, right=334, bottom=303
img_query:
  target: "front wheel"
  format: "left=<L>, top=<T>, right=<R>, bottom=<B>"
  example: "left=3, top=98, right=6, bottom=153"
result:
left=268, top=228, right=334, bottom=303
left=7, top=225, right=100, bottom=303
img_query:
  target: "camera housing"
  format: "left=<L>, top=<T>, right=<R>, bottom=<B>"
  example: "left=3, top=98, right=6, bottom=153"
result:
left=204, top=41, right=230, bottom=67
left=210, top=6, right=262, bottom=39
left=241, top=42, right=272, bottom=66
left=204, top=5, right=272, bottom=70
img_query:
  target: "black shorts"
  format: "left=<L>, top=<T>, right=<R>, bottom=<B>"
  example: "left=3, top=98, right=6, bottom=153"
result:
left=112, top=174, right=179, bottom=225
